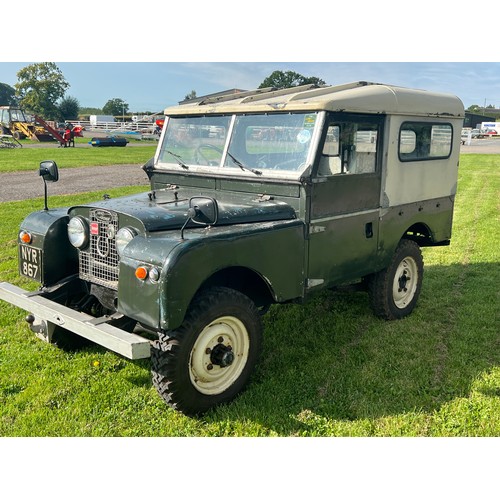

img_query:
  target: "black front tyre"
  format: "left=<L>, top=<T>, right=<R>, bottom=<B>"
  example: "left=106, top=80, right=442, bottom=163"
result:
left=151, top=287, right=263, bottom=415
left=12, top=131, right=25, bottom=140
left=368, top=239, right=424, bottom=320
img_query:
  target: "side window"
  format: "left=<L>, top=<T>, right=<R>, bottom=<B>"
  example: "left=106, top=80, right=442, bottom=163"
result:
left=322, top=125, right=340, bottom=156
left=399, top=122, right=452, bottom=161
left=318, top=120, right=378, bottom=176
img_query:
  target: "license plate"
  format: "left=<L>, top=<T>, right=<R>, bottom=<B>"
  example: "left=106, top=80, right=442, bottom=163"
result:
left=19, top=245, right=42, bottom=282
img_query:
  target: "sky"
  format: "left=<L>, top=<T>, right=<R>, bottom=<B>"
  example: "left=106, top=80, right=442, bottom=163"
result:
left=1, top=3, right=499, bottom=115
left=1, top=61, right=499, bottom=114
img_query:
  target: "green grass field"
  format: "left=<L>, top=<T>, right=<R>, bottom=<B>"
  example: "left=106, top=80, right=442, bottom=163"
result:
left=0, top=155, right=498, bottom=436
left=0, top=140, right=156, bottom=172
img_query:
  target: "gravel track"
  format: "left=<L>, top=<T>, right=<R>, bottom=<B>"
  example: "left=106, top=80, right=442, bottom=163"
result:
left=0, top=164, right=150, bottom=203
left=1, top=139, right=498, bottom=203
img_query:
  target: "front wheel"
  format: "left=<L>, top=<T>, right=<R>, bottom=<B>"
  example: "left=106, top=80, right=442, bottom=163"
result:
left=368, top=239, right=424, bottom=320
left=151, top=287, right=263, bottom=415
left=12, top=131, right=25, bottom=140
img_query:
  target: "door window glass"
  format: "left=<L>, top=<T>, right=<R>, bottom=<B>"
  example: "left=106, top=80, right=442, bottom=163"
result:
left=319, top=121, right=378, bottom=175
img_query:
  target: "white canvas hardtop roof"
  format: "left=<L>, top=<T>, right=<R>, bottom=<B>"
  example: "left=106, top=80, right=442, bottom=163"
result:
left=164, top=81, right=464, bottom=118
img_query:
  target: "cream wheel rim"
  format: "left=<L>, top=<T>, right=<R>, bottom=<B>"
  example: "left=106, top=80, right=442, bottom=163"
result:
left=189, top=316, right=250, bottom=395
left=393, top=256, right=419, bottom=309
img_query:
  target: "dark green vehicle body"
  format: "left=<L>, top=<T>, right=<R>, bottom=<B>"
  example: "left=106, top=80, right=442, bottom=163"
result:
left=0, top=82, right=464, bottom=413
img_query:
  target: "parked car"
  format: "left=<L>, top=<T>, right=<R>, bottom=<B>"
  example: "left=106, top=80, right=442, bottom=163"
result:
left=461, top=129, right=471, bottom=144
left=461, top=128, right=487, bottom=144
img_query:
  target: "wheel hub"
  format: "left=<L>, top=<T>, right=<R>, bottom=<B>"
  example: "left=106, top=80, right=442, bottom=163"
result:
left=210, top=343, right=234, bottom=367
left=398, top=270, right=410, bottom=292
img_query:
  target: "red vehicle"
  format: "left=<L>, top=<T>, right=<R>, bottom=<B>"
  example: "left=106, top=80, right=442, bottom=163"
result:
left=57, top=123, right=84, bottom=138
left=155, top=119, right=164, bottom=135
left=72, top=125, right=84, bottom=137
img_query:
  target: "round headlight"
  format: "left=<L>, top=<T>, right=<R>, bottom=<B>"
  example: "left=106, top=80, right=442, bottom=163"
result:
left=68, top=217, right=89, bottom=248
left=116, top=227, right=137, bottom=256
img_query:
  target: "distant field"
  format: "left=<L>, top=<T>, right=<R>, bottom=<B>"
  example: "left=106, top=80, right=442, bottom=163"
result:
left=0, top=155, right=498, bottom=437
left=0, top=143, right=157, bottom=172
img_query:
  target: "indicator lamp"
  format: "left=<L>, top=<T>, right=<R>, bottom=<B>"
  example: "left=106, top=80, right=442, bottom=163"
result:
left=20, top=230, right=32, bottom=244
left=135, top=266, right=148, bottom=280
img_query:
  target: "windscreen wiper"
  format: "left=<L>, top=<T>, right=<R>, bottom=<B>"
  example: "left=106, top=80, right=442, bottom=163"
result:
left=164, top=150, right=189, bottom=169
left=226, top=151, right=262, bottom=175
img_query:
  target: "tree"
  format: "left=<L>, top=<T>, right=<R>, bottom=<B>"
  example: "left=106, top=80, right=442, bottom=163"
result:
left=0, top=82, right=17, bottom=105
left=258, top=70, right=326, bottom=90
left=467, top=105, right=481, bottom=113
left=184, top=90, right=197, bottom=101
left=58, top=96, right=80, bottom=120
left=79, top=106, right=103, bottom=115
left=103, top=98, right=129, bottom=117
left=14, top=62, right=69, bottom=120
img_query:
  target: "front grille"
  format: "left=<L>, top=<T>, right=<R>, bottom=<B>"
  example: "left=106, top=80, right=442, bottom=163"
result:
left=79, top=209, right=119, bottom=290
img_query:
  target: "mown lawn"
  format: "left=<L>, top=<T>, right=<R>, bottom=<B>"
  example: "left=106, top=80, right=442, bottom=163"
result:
left=0, top=155, right=498, bottom=437
left=0, top=141, right=157, bottom=172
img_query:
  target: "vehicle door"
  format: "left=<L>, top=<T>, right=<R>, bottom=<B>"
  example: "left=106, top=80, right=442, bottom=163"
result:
left=307, top=113, right=384, bottom=288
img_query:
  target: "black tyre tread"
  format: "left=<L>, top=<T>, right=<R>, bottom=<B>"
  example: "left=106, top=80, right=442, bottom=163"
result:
left=151, top=286, right=262, bottom=415
left=368, top=239, right=423, bottom=320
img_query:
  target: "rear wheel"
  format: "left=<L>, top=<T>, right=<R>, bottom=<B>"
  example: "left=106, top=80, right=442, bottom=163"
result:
left=368, top=239, right=424, bottom=320
left=151, top=286, right=262, bottom=415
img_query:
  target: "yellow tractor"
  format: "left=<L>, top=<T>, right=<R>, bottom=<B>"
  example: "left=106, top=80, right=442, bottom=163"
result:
left=0, top=105, right=55, bottom=141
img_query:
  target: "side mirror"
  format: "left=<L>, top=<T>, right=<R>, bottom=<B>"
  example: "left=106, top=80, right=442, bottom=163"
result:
left=181, top=197, right=218, bottom=239
left=188, top=197, right=218, bottom=225
left=39, top=160, right=59, bottom=211
left=39, top=160, right=59, bottom=182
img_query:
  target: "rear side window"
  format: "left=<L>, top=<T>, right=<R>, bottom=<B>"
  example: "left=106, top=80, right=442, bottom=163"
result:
left=399, top=122, right=452, bottom=161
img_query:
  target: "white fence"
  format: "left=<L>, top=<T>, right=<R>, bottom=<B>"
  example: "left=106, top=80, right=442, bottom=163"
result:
left=69, top=119, right=161, bottom=140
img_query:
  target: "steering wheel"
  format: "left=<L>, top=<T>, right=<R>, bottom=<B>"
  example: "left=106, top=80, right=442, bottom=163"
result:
left=195, top=144, right=224, bottom=165
left=272, top=158, right=301, bottom=170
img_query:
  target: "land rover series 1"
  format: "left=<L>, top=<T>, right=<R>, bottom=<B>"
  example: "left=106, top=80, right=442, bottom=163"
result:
left=0, top=82, right=464, bottom=415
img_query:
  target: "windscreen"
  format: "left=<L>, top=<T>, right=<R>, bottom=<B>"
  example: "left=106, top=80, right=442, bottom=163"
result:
left=158, top=115, right=231, bottom=166
left=157, top=112, right=318, bottom=176
left=225, top=113, right=317, bottom=172
left=9, top=109, right=27, bottom=122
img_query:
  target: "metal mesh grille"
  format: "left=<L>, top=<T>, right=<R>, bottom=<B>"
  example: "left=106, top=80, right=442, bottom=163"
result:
left=79, top=209, right=119, bottom=290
